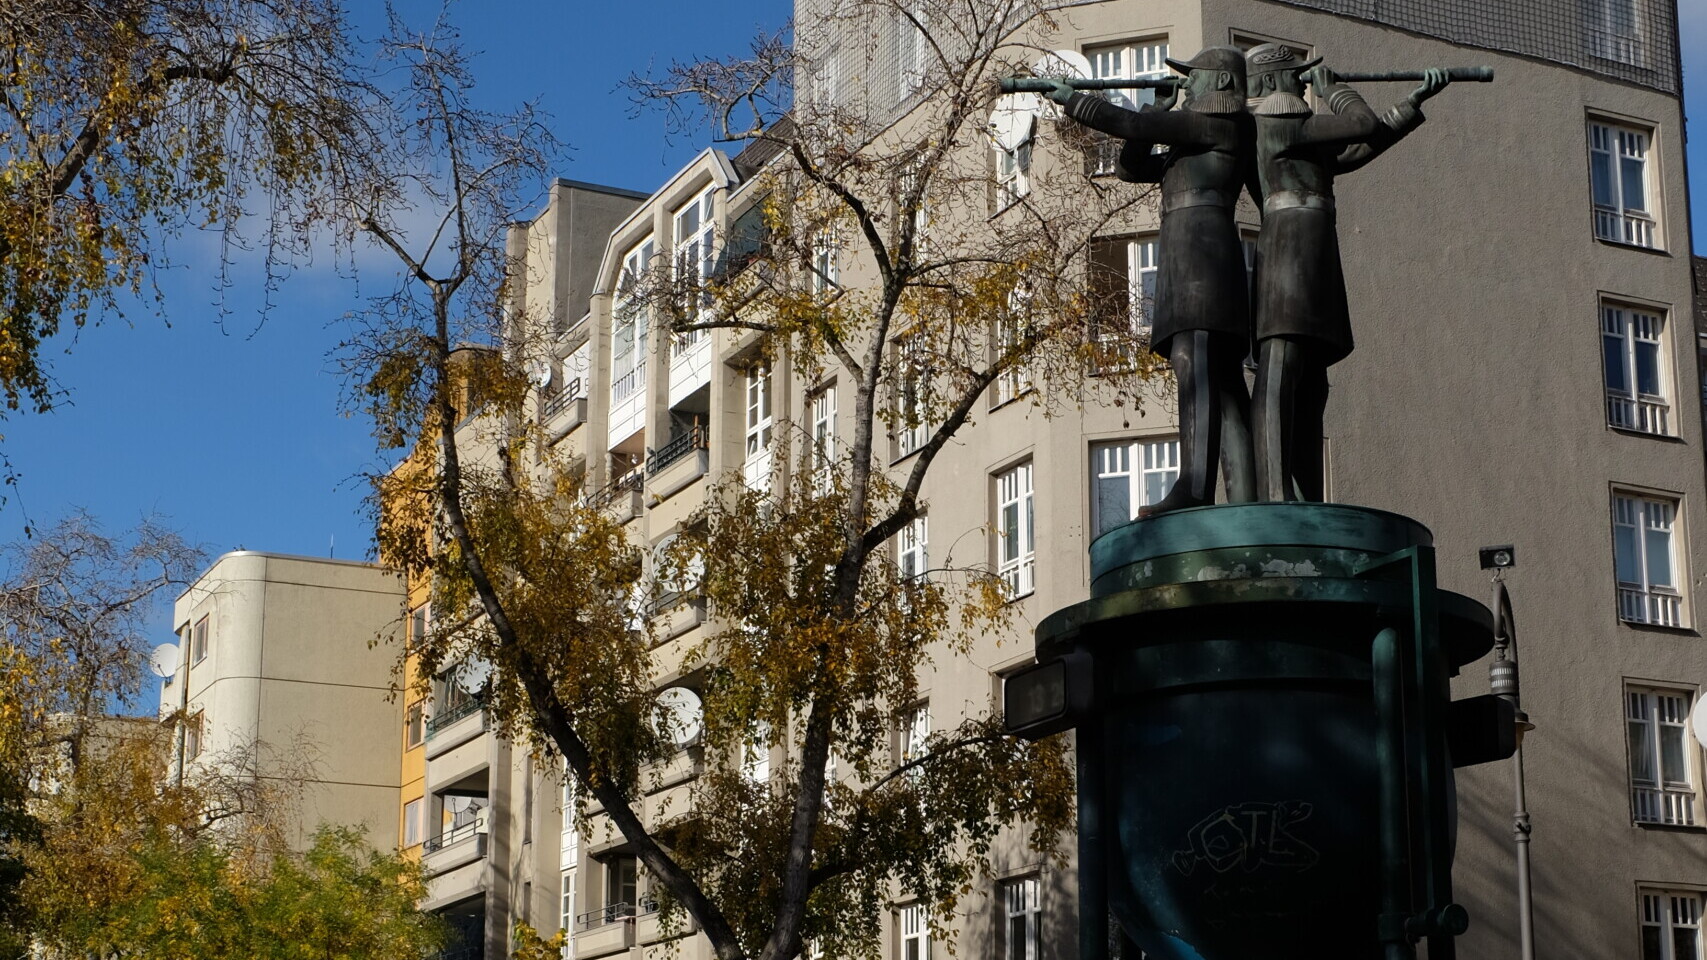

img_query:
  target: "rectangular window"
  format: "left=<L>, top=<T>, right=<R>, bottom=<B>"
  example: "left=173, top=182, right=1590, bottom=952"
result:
left=901, top=702, right=930, bottom=766
left=744, top=365, right=774, bottom=492
left=900, top=903, right=930, bottom=960
left=1091, top=439, right=1181, bottom=538
left=409, top=604, right=429, bottom=648
left=997, top=463, right=1036, bottom=598
left=993, top=285, right=1033, bottom=407
left=811, top=385, right=837, bottom=491
left=1602, top=303, right=1671, bottom=435
left=1614, top=492, right=1683, bottom=626
left=1629, top=686, right=1698, bottom=825
left=561, top=779, right=580, bottom=863
left=605, top=855, right=638, bottom=910
left=1587, top=0, right=1644, bottom=65
left=1088, top=237, right=1159, bottom=371
left=613, top=238, right=655, bottom=402
left=673, top=187, right=717, bottom=352
left=811, top=46, right=841, bottom=106
left=895, top=6, right=927, bottom=100
left=810, top=230, right=839, bottom=295
left=403, top=797, right=424, bottom=847
left=560, top=869, right=577, bottom=936
left=1003, top=876, right=1041, bottom=960
left=1642, top=890, right=1703, bottom=960
left=185, top=711, right=204, bottom=761
left=995, top=136, right=1032, bottom=207
left=744, top=720, right=771, bottom=783
left=897, top=336, right=929, bottom=456
left=897, top=516, right=928, bottom=582
left=191, top=615, right=210, bottom=664
left=405, top=702, right=425, bottom=749
left=1084, top=40, right=1169, bottom=175
left=1590, top=119, right=1657, bottom=248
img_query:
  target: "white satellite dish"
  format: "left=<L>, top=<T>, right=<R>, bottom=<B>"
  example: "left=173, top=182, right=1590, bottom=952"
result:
left=1032, top=50, right=1094, bottom=120
left=148, top=642, right=181, bottom=679
left=526, top=359, right=552, bottom=388
left=657, top=686, right=703, bottom=747
left=457, top=655, right=493, bottom=693
left=1691, top=697, right=1707, bottom=749
left=989, top=92, right=1039, bottom=152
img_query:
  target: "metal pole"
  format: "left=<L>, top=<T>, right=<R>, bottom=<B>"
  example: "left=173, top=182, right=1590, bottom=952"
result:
left=1372, top=627, right=1416, bottom=960
left=1490, top=578, right=1535, bottom=960
left=997, top=67, right=1493, bottom=95
left=174, top=654, right=189, bottom=786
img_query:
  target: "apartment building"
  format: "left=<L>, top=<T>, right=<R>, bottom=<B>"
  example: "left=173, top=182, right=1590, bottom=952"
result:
left=398, top=2, right=1704, bottom=959
left=159, top=551, right=405, bottom=849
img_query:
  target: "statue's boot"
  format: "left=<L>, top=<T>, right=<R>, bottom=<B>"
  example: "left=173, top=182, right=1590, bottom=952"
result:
left=1141, top=331, right=1232, bottom=517
left=1253, top=335, right=1330, bottom=502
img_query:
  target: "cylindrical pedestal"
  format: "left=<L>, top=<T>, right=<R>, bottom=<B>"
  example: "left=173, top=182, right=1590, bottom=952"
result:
left=1037, top=503, right=1493, bottom=960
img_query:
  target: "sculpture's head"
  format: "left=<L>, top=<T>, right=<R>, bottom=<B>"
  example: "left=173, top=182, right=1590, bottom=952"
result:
left=1244, top=43, right=1321, bottom=116
left=1164, top=46, right=1246, bottom=115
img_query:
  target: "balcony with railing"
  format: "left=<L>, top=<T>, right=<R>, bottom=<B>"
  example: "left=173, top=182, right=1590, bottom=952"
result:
left=574, top=902, right=638, bottom=959
left=1595, top=206, right=1656, bottom=248
left=646, top=425, right=710, bottom=503
left=586, top=469, right=645, bottom=524
left=422, top=817, right=488, bottom=880
left=1608, top=392, right=1670, bottom=435
left=1620, top=583, right=1683, bottom=627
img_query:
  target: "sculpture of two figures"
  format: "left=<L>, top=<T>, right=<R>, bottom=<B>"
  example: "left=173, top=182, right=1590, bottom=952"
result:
left=1038, top=45, right=1455, bottom=514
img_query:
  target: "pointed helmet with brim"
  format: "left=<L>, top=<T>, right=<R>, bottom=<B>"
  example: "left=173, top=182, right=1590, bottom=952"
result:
left=1164, top=45, right=1248, bottom=80
left=1243, top=42, right=1323, bottom=78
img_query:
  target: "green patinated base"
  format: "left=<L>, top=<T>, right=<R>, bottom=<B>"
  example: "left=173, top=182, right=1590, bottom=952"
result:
left=1042, top=502, right=1493, bottom=960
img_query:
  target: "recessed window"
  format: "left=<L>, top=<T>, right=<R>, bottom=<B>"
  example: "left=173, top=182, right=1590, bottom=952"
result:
left=612, top=238, right=655, bottom=404
left=673, top=187, right=717, bottom=352
left=810, top=230, right=839, bottom=295
left=1002, top=876, right=1041, bottom=960
left=896, top=335, right=930, bottom=457
left=810, top=385, right=837, bottom=492
left=560, top=869, right=577, bottom=936
left=743, top=720, right=772, bottom=783
left=895, top=7, right=927, bottom=100
left=403, top=797, right=424, bottom=847
left=1641, top=889, right=1703, bottom=960
left=190, top=615, right=210, bottom=664
left=996, top=462, right=1036, bottom=598
left=1586, top=0, right=1644, bottom=66
left=185, top=711, right=204, bottom=760
left=1589, top=118, right=1658, bottom=248
left=1602, top=303, right=1671, bottom=435
left=1091, top=439, right=1181, bottom=538
left=1627, top=685, right=1698, bottom=825
left=405, top=702, right=424, bottom=749
left=897, top=516, right=928, bottom=583
left=744, top=365, right=774, bottom=492
left=900, top=902, right=930, bottom=960
left=1088, top=236, right=1158, bottom=371
left=1083, top=40, right=1169, bottom=176
left=993, top=284, right=1033, bottom=407
left=1614, top=492, right=1684, bottom=626
left=408, top=604, right=429, bottom=648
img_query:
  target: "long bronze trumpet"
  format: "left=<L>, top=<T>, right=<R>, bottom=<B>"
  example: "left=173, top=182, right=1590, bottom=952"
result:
left=997, top=67, right=1493, bottom=94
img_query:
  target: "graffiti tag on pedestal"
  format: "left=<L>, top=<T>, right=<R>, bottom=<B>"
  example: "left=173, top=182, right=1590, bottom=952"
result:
left=1171, top=800, right=1320, bottom=876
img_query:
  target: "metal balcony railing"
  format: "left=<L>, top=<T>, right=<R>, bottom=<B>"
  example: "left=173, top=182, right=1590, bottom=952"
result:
left=544, top=380, right=584, bottom=419
left=577, top=901, right=637, bottom=930
left=646, top=426, right=707, bottom=476
left=428, top=946, right=483, bottom=960
left=425, top=696, right=483, bottom=738
left=585, top=469, right=644, bottom=509
left=422, top=820, right=484, bottom=855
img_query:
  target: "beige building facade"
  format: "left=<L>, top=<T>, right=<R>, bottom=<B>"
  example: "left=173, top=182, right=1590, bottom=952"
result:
left=160, top=551, right=406, bottom=849
left=404, top=2, right=1706, bottom=959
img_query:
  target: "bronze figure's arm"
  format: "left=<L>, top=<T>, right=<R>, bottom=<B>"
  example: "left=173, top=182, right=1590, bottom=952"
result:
left=1057, top=88, right=1221, bottom=148
left=1334, top=68, right=1450, bottom=173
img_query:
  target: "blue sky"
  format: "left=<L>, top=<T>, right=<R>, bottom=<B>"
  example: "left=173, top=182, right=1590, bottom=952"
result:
left=3, top=2, right=1705, bottom=654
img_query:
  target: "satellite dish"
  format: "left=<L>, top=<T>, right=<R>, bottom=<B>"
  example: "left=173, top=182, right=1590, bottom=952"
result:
left=457, top=656, right=493, bottom=693
left=657, top=687, right=703, bottom=747
left=1691, top=698, right=1707, bottom=749
left=148, top=643, right=181, bottom=679
left=526, top=359, right=551, bottom=388
left=1032, top=50, right=1093, bottom=120
left=989, top=92, right=1039, bottom=152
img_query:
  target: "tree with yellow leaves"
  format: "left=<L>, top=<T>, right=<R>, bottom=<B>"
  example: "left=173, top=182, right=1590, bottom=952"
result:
left=350, top=4, right=1163, bottom=960
left=0, top=0, right=382, bottom=414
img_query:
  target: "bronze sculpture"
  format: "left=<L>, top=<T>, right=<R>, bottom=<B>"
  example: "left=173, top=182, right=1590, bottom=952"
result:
left=1039, top=47, right=1256, bottom=515
left=1245, top=44, right=1451, bottom=501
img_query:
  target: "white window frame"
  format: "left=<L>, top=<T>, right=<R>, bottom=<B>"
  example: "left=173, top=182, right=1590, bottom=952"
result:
left=672, top=187, right=717, bottom=354
left=1628, top=685, right=1699, bottom=826
left=1084, top=40, right=1169, bottom=175
left=744, top=365, right=774, bottom=491
left=995, top=135, right=1033, bottom=208
left=560, top=868, right=577, bottom=938
left=1590, top=119, right=1658, bottom=248
left=900, top=902, right=930, bottom=960
left=403, top=797, right=424, bottom=847
left=1602, top=303, right=1671, bottom=435
left=405, top=701, right=425, bottom=750
left=1003, top=876, right=1041, bottom=960
left=1587, top=0, right=1644, bottom=66
left=191, top=614, right=209, bottom=664
left=1614, top=492, right=1684, bottom=627
left=613, top=238, right=655, bottom=402
left=561, top=779, right=579, bottom=863
left=997, top=462, right=1036, bottom=598
left=743, top=720, right=771, bottom=783
left=993, top=284, right=1033, bottom=407
left=1091, top=439, right=1181, bottom=538
left=1642, top=889, right=1704, bottom=960
left=810, top=230, right=839, bottom=295
left=897, top=516, right=928, bottom=583
left=811, top=45, right=842, bottom=107
left=896, top=336, right=929, bottom=457
left=895, top=6, right=928, bottom=101
left=810, top=385, right=837, bottom=491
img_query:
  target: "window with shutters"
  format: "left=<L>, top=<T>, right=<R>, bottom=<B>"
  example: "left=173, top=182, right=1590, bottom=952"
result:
left=1602, top=303, right=1671, bottom=435
left=1614, top=492, right=1684, bottom=626
left=1641, top=889, right=1704, bottom=960
left=1589, top=118, right=1658, bottom=248
left=1091, top=439, right=1180, bottom=539
left=1628, top=686, right=1699, bottom=826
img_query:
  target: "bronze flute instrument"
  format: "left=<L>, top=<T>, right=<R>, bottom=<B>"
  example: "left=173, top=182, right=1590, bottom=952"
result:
left=997, top=67, right=1493, bottom=94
